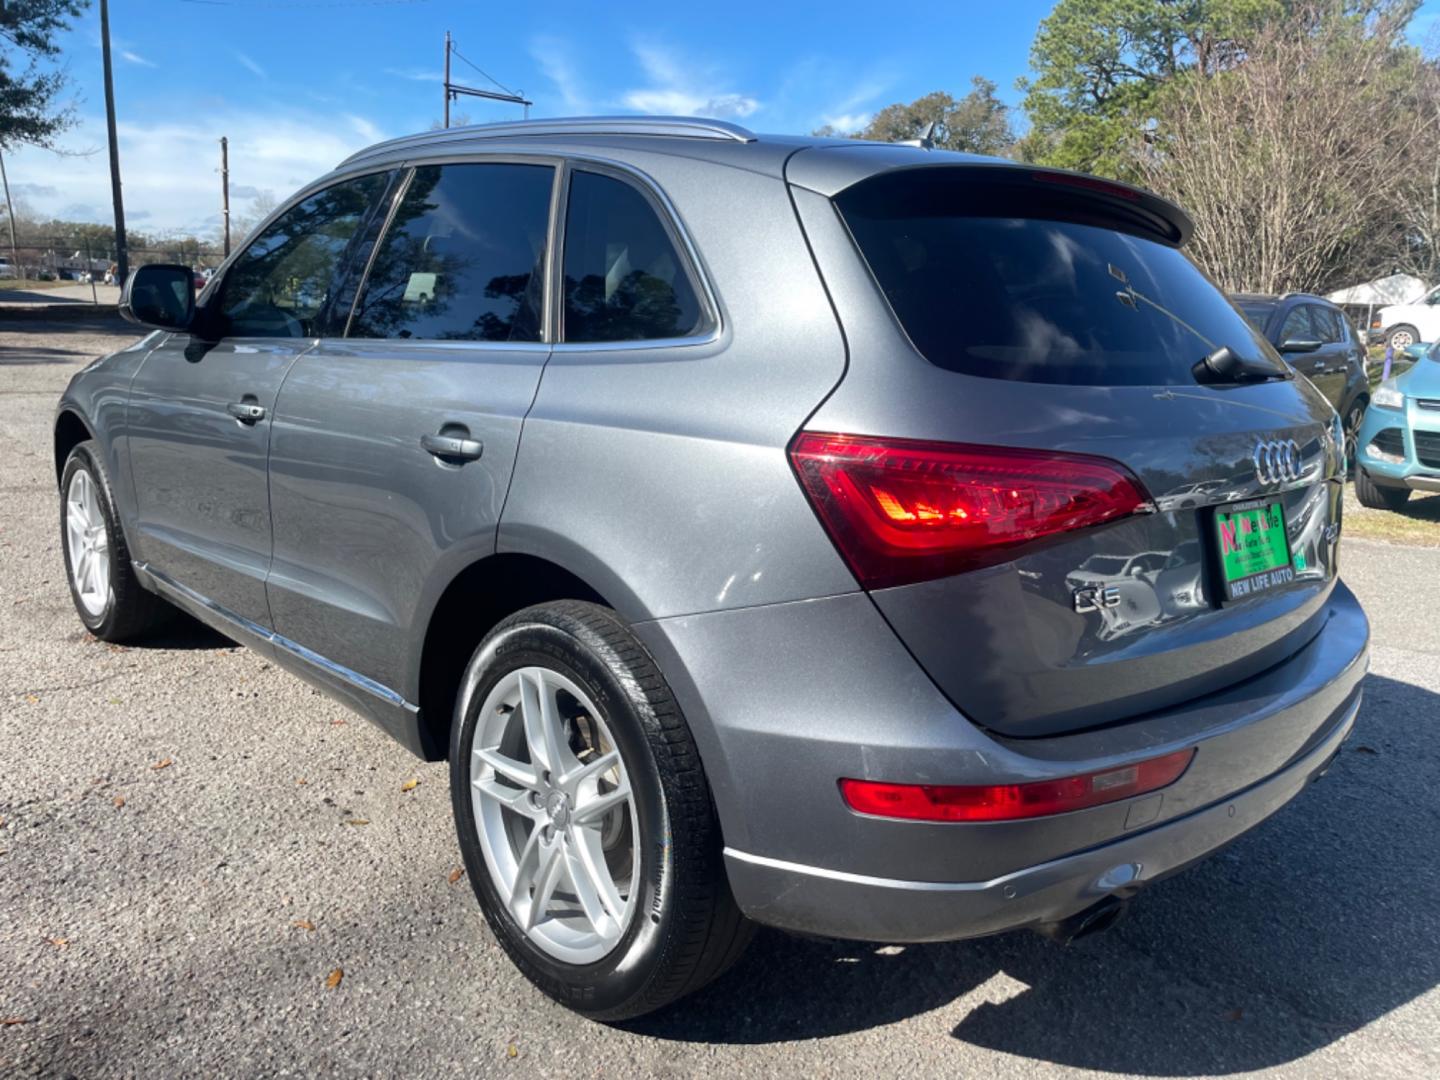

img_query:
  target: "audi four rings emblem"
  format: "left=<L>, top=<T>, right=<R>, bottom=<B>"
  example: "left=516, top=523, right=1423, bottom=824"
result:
left=1253, top=438, right=1302, bottom=485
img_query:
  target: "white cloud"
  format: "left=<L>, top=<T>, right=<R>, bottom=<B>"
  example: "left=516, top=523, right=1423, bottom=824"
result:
left=384, top=67, right=442, bottom=83
left=818, top=111, right=873, bottom=134
left=234, top=52, right=267, bottom=80
left=3, top=107, right=385, bottom=234
left=346, top=114, right=383, bottom=143
left=120, top=50, right=155, bottom=68
left=621, top=41, right=759, bottom=119
left=530, top=36, right=589, bottom=113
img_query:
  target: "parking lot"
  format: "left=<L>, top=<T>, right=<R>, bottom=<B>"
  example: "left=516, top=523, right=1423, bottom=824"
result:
left=2, top=317, right=1438, bottom=1078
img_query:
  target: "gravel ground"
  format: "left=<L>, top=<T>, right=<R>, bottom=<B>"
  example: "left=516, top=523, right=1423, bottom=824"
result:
left=2, top=318, right=1438, bottom=1078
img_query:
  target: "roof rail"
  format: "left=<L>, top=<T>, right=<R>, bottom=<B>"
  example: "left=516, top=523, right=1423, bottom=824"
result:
left=339, top=116, right=758, bottom=168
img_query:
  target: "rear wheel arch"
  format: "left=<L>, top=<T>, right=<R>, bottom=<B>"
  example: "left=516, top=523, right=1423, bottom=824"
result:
left=415, top=553, right=614, bottom=759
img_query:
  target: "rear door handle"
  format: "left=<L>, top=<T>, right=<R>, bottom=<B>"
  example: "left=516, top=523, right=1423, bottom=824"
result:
left=227, top=401, right=266, bottom=423
left=421, top=432, right=483, bottom=461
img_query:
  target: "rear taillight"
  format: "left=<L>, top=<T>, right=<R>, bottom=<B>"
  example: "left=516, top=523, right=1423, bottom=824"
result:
left=839, top=748, right=1195, bottom=822
left=789, top=433, right=1151, bottom=588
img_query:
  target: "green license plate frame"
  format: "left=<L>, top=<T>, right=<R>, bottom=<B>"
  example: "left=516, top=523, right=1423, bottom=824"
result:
left=1212, top=497, right=1296, bottom=602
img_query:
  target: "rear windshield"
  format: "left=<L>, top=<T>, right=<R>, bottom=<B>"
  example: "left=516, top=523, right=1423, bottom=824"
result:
left=835, top=171, right=1280, bottom=387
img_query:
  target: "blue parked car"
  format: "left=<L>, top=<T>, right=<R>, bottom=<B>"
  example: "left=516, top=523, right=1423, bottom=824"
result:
left=1354, top=342, right=1440, bottom=509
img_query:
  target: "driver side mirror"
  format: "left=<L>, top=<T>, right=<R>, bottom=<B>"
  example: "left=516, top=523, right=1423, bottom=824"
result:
left=120, top=263, right=195, bottom=331
left=1402, top=342, right=1429, bottom=361
left=1279, top=338, right=1322, bottom=354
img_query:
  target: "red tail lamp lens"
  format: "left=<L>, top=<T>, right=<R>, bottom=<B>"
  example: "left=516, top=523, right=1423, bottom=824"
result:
left=789, top=433, right=1151, bottom=588
left=839, top=749, right=1195, bottom=823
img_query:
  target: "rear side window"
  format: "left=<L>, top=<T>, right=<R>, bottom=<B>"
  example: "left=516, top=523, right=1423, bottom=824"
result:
left=1309, top=305, right=1341, bottom=343
left=562, top=169, right=706, bottom=343
left=1278, top=306, right=1315, bottom=343
left=218, top=171, right=391, bottom=338
left=349, top=162, right=553, bottom=342
left=834, top=170, right=1277, bottom=386
left=1236, top=301, right=1275, bottom=329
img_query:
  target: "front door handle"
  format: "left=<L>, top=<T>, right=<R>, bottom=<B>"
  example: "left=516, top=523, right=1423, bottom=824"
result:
left=421, top=432, right=483, bottom=461
left=227, top=401, right=266, bottom=424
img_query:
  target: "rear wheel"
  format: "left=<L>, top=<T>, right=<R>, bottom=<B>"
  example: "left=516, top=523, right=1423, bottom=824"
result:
left=449, top=600, right=751, bottom=1020
left=1386, top=324, right=1419, bottom=351
left=60, top=440, right=174, bottom=641
left=1355, top=467, right=1411, bottom=511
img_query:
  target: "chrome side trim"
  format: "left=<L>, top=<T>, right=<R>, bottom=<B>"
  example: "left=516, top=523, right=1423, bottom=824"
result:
left=723, top=848, right=997, bottom=893
left=135, top=561, right=413, bottom=711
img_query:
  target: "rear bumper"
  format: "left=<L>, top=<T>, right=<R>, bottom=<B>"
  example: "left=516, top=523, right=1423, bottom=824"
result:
left=636, top=578, right=1368, bottom=943
left=723, top=690, right=1357, bottom=942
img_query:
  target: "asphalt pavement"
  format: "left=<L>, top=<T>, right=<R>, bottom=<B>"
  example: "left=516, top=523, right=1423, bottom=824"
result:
left=2, top=317, right=1438, bottom=1078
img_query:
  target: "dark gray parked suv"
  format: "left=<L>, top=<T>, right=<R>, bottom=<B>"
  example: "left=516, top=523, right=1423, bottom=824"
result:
left=56, top=117, right=1369, bottom=1020
left=1232, top=292, right=1371, bottom=466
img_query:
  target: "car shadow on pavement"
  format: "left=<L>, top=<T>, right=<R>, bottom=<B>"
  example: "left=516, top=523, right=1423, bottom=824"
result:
left=632, top=672, right=1438, bottom=1074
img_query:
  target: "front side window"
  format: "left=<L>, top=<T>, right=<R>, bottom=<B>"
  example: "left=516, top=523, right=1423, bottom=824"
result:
left=562, top=169, right=706, bottom=343
left=349, top=162, right=554, bottom=341
left=217, top=171, right=390, bottom=338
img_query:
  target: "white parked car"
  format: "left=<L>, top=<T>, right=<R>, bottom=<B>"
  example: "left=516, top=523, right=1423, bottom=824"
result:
left=1375, top=285, right=1440, bottom=349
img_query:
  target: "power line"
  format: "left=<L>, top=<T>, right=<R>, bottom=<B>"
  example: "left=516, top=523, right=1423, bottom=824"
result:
left=449, top=45, right=519, bottom=98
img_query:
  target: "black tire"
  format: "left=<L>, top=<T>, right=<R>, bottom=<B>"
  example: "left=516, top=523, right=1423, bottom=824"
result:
left=449, top=600, right=752, bottom=1020
left=1354, top=467, right=1411, bottom=511
left=1343, top=399, right=1366, bottom=478
left=1386, top=324, right=1420, bottom=351
left=59, top=440, right=175, bottom=642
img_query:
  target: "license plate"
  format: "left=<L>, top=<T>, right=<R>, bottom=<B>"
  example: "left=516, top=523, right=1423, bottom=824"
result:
left=1214, top=498, right=1295, bottom=601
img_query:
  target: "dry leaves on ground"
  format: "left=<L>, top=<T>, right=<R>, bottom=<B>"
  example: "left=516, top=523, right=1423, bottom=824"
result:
left=44, top=937, right=69, bottom=949
left=112, top=795, right=125, bottom=808
left=325, top=968, right=343, bottom=989
left=400, top=779, right=419, bottom=792
left=150, top=757, right=173, bottom=770
left=292, top=919, right=316, bottom=932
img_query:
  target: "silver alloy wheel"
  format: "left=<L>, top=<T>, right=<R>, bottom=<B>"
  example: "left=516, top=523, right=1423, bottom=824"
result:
left=1391, top=328, right=1415, bottom=348
left=65, top=468, right=111, bottom=617
left=470, top=665, right=639, bottom=964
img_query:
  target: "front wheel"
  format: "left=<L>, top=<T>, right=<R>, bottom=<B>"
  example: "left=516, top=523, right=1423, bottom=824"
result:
left=60, top=440, right=175, bottom=641
left=1386, top=324, right=1420, bottom=351
left=1343, top=401, right=1366, bottom=478
left=449, top=601, right=751, bottom=1020
left=1355, top=467, right=1411, bottom=511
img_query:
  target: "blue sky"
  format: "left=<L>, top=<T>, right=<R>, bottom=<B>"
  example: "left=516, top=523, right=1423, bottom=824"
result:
left=5, top=0, right=1439, bottom=235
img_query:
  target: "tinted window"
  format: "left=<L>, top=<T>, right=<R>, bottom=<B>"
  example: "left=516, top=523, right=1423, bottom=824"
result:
left=1309, top=305, right=1341, bottom=343
left=562, top=170, right=704, bottom=342
left=835, top=171, right=1282, bottom=386
left=1237, top=300, right=1276, bottom=328
left=1278, top=306, right=1315, bottom=342
left=349, top=163, right=553, bottom=342
left=218, top=172, right=390, bottom=338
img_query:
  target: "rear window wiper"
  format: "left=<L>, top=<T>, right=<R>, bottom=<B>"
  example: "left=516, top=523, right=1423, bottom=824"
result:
left=1192, top=345, right=1292, bottom=386
left=1115, top=283, right=1290, bottom=386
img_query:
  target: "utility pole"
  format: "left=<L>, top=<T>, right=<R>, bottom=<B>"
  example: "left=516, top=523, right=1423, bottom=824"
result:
left=443, top=30, right=451, bottom=129
left=442, top=31, right=531, bottom=126
left=100, top=0, right=128, bottom=284
left=0, top=145, right=19, bottom=275
left=220, top=136, right=231, bottom=256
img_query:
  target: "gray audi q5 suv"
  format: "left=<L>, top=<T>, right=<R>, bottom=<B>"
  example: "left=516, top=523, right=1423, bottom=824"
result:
left=56, top=116, right=1369, bottom=1020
